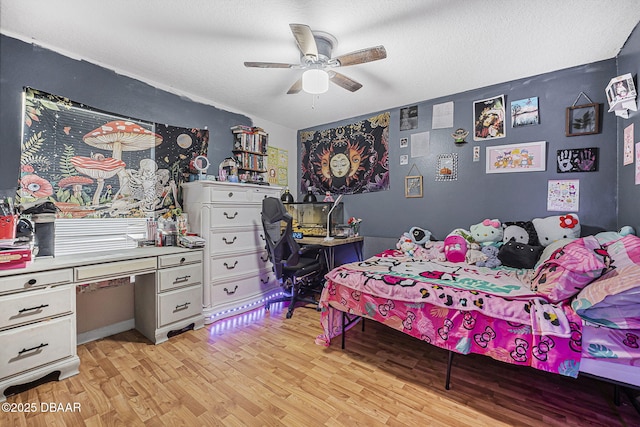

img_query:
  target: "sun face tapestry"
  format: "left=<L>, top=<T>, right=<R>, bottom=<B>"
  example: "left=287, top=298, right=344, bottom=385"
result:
left=300, top=112, right=389, bottom=195
left=19, top=88, right=209, bottom=218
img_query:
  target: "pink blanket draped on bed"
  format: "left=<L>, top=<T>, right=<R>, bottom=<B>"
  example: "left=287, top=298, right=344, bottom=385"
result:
left=316, top=256, right=584, bottom=377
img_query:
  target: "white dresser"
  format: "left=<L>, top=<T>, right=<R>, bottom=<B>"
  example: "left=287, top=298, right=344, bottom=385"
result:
left=182, top=181, right=282, bottom=323
left=0, top=246, right=203, bottom=401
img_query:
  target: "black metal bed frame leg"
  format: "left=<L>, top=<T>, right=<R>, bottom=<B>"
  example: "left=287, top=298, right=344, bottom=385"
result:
left=445, top=351, right=454, bottom=390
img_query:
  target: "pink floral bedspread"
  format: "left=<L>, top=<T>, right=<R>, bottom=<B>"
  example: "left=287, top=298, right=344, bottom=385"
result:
left=316, top=255, right=583, bottom=377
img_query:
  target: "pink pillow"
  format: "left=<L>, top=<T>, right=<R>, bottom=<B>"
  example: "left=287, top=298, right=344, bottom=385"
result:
left=531, top=236, right=609, bottom=302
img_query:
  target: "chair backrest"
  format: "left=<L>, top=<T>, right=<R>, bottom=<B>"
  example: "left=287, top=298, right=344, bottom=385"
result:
left=261, top=197, right=301, bottom=279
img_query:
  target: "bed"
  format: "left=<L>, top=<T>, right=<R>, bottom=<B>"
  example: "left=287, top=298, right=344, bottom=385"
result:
left=315, top=234, right=640, bottom=394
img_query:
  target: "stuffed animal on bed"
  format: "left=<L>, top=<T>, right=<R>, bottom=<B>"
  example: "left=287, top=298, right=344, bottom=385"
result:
left=422, top=241, right=446, bottom=261
left=532, top=214, right=581, bottom=247
left=470, top=219, right=503, bottom=246
left=444, top=234, right=467, bottom=263
left=502, top=221, right=539, bottom=246
left=476, top=245, right=502, bottom=268
left=498, top=238, right=543, bottom=269
left=396, top=233, right=420, bottom=256
left=409, top=226, right=432, bottom=245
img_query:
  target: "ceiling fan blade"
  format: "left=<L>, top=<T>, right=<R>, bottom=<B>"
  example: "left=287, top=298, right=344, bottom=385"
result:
left=334, top=45, right=387, bottom=67
left=244, top=61, right=297, bottom=68
left=290, top=23, right=318, bottom=60
left=328, top=71, right=363, bottom=92
left=287, top=78, right=302, bottom=94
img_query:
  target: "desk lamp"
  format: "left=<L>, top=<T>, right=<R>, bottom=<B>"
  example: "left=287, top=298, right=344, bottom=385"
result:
left=324, top=194, right=343, bottom=241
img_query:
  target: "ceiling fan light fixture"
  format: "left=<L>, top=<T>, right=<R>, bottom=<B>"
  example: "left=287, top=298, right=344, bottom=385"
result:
left=302, top=69, right=329, bottom=94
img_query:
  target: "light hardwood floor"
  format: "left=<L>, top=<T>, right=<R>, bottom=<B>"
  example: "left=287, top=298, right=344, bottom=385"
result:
left=2, top=302, right=639, bottom=426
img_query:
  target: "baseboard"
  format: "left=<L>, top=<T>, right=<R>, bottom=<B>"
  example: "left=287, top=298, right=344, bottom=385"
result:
left=77, top=319, right=135, bottom=344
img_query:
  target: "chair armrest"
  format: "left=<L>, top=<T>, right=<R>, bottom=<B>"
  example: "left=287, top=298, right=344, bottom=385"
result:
left=298, top=244, right=324, bottom=255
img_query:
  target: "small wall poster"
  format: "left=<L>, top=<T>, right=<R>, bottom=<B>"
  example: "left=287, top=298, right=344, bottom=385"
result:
left=624, top=124, right=634, bottom=165
left=267, top=146, right=288, bottom=186
left=547, top=179, right=579, bottom=212
left=410, top=131, right=430, bottom=158
left=636, top=143, right=640, bottom=185
left=474, top=95, right=506, bottom=141
left=511, top=97, right=539, bottom=127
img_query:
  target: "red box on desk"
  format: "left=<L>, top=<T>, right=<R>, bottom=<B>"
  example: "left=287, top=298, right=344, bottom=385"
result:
left=0, top=215, right=17, bottom=240
left=0, top=249, right=31, bottom=270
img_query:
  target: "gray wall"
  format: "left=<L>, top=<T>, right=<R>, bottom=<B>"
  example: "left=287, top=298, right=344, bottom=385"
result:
left=617, top=24, right=640, bottom=233
left=300, top=60, right=619, bottom=240
left=0, top=35, right=251, bottom=195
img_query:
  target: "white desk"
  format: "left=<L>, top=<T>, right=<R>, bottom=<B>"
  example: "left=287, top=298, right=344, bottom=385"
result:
left=0, top=246, right=204, bottom=401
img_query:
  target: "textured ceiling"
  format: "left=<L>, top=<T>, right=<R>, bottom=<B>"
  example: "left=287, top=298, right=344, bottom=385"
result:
left=1, top=0, right=639, bottom=130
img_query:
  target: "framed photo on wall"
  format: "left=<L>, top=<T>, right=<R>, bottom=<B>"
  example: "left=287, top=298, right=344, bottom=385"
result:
left=405, top=175, right=423, bottom=198
left=486, top=141, right=547, bottom=173
left=565, top=103, right=600, bottom=136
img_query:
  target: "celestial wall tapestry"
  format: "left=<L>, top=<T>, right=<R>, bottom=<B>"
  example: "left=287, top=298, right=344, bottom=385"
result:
left=300, top=112, right=390, bottom=195
left=19, top=88, right=209, bottom=218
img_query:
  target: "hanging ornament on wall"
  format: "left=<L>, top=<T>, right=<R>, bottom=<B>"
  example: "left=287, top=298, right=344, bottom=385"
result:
left=451, top=128, right=469, bottom=145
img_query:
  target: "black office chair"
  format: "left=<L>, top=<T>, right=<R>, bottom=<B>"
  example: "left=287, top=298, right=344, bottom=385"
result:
left=262, top=197, right=326, bottom=318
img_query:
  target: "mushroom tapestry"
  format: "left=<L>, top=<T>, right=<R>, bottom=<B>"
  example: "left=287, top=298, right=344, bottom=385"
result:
left=300, top=112, right=390, bottom=195
left=18, top=88, right=209, bottom=218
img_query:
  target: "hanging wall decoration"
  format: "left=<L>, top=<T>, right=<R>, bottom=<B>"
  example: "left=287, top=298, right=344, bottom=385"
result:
left=473, top=95, right=506, bottom=141
left=511, top=97, right=539, bottom=127
left=19, top=88, right=209, bottom=218
left=547, top=179, right=579, bottom=212
left=405, top=164, right=423, bottom=198
left=606, top=73, right=637, bottom=118
left=556, top=148, right=598, bottom=173
left=565, top=92, right=600, bottom=137
left=300, top=112, right=390, bottom=195
left=486, top=141, right=547, bottom=173
left=436, top=153, right=458, bottom=181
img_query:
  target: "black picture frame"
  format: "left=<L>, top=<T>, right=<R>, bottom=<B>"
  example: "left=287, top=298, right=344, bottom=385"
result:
left=565, top=103, right=600, bottom=137
left=556, top=147, right=598, bottom=173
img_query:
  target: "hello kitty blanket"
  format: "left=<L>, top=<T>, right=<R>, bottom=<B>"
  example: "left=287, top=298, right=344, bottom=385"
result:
left=316, top=253, right=584, bottom=377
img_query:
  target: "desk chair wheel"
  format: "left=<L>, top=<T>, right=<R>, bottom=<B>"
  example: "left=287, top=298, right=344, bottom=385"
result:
left=286, top=310, right=293, bottom=319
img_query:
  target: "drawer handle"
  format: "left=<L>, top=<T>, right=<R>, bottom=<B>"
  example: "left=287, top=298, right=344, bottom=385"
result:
left=173, top=275, right=191, bottom=284
left=27, top=278, right=37, bottom=286
left=228, top=192, right=234, bottom=198
left=18, top=304, right=49, bottom=313
left=175, top=302, right=191, bottom=311
left=222, top=236, right=237, bottom=245
left=224, top=285, right=238, bottom=295
left=224, top=211, right=238, bottom=219
left=18, top=343, right=48, bottom=355
left=260, top=277, right=269, bottom=284
left=261, top=254, right=269, bottom=262
left=224, top=261, right=238, bottom=270
left=180, top=257, right=186, bottom=264
left=259, top=234, right=265, bottom=241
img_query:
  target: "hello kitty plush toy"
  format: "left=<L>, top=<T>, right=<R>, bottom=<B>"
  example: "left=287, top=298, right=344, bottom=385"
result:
left=470, top=219, right=503, bottom=246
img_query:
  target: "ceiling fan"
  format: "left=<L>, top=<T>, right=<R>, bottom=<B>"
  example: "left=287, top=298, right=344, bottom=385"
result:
left=244, top=23, right=387, bottom=94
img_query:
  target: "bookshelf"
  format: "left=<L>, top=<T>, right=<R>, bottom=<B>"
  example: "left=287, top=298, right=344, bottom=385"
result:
left=230, top=125, right=268, bottom=176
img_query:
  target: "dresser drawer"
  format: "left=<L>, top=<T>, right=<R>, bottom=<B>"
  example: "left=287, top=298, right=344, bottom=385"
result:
left=158, top=251, right=202, bottom=269
left=210, top=250, right=271, bottom=279
left=75, top=257, right=156, bottom=282
left=211, top=270, right=278, bottom=304
left=209, top=206, right=261, bottom=228
left=158, top=263, right=203, bottom=292
left=0, top=286, right=74, bottom=330
left=0, top=315, right=75, bottom=379
left=0, top=269, right=73, bottom=294
left=210, top=228, right=264, bottom=252
left=158, top=284, right=202, bottom=327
